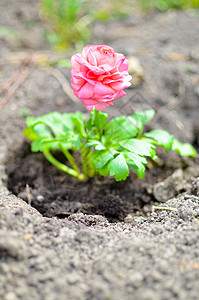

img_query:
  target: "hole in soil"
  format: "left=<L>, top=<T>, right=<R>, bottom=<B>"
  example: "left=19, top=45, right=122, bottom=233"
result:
left=6, top=141, right=193, bottom=222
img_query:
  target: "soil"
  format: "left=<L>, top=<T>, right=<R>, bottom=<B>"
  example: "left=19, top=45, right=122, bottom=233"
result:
left=6, top=142, right=199, bottom=221
left=1, top=0, right=199, bottom=299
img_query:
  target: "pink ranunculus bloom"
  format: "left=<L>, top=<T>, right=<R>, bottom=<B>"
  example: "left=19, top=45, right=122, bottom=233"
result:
left=70, top=45, right=132, bottom=111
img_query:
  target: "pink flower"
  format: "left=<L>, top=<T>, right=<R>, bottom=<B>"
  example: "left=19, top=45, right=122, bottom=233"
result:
left=70, top=45, right=132, bottom=111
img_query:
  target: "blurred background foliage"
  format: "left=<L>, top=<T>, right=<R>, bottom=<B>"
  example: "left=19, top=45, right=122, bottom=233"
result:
left=39, top=0, right=199, bottom=52
left=139, top=0, right=199, bottom=11
left=39, top=0, right=130, bottom=51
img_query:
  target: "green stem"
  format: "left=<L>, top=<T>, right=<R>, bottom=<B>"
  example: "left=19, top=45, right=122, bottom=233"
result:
left=94, top=109, right=102, bottom=140
left=87, top=150, right=95, bottom=177
left=43, top=148, right=86, bottom=181
left=81, top=145, right=95, bottom=178
left=137, top=125, right=143, bottom=139
left=58, top=143, right=79, bottom=172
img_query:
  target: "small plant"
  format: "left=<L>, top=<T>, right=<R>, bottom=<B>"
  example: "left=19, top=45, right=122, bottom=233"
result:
left=0, top=26, right=19, bottom=42
left=40, top=0, right=91, bottom=51
left=24, top=45, right=197, bottom=181
left=137, top=0, right=199, bottom=11
left=39, top=0, right=130, bottom=51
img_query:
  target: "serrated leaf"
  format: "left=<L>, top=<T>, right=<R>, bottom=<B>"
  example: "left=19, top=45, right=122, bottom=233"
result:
left=25, top=120, right=53, bottom=140
left=123, top=151, right=147, bottom=179
left=98, top=162, right=110, bottom=176
left=45, top=112, right=70, bottom=136
left=128, top=162, right=146, bottom=179
left=105, top=116, right=138, bottom=142
left=24, top=112, right=83, bottom=153
left=119, top=139, right=155, bottom=157
left=109, top=154, right=129, bottom=181
left=92, top=149, right=115, bottom=169
left=124, top=151, right=147, bottom=168
left=172, top=139, right=197, bottom=157
left=131, top=109, right=155, bottom=128
left=144, top=129, right=174, bottom=152
left=26, top=112, right=76, bottom=139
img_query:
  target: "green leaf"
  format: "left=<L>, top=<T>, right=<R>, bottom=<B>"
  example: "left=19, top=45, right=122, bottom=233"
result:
left=24, top=112, right=84, bottom=153
left=131, top=109, right=155, bottom=128
left=144, top=129, right=174, bottom=152
left=128, top=162, right=146, bottom=179
left=98, top=162, right=110, bottom=177
left=123, top=151, right=147, bottom=179
left=119, top=139, right=155, bottom=157
left=62, top=112, right=78, bottom=131
left=94, top=110, right=108, bottom=132
left=47, top=112, right=75, bottom=135
left=172, top=139, right=197, bottom=157
left=23, top=127, right=42, bottom=141
left=31, top=133, right=80, bottom=152
left=109, top=154, right=129, bottom=181
left=105, top=116, right=138, bottom=142
left=86, top=110, right=108, bottom=131
left=72, top=112, right=86, bottom=138
left=25, top=120, right=53, bottom=140
left=26, top=112, right=77, bottom=138
left=86, top=140, right=106, bottom=150
left=92, top=149, right=115, bottom=169
left=124, top=151, right=147, bottom=168
left=31, top=140, right=44, bottom=152
left=85, top=110, right=108, bottom=140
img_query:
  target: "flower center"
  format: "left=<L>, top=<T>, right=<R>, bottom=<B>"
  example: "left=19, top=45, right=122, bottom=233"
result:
left=102, top=49, right=110, bottom=54
left=100, top=47, right=115, bottom=56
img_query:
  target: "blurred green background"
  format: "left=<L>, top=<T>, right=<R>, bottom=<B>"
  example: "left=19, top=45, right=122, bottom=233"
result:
left=40, top=0, right=199, bottom=52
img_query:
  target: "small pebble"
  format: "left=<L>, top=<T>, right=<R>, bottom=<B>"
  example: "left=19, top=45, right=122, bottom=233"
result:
left=36, top=195, right=44, bottom=202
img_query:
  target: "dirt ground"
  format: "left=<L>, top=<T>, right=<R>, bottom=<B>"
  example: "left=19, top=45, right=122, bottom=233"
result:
left=1, top=0, right=199, bottom=299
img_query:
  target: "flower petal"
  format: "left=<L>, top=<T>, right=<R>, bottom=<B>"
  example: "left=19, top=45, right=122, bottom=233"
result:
left=94, top=102, right=112, bottom=111
left=115, top=57, right=126, bottom=69
left=94, top=82, right=114, bottom=96
left=119, top=58, right=129, bottom=72
left=87, top=48, right=98, bottom=66
left=70, top=54, right=82, bottom=72
left=78, top=82, right=94, bottom=99
left=74, top=71, right=96, bottom=85
left=111, top=81, right=131, bottom=91
left=81, top=45, right=93, bottom=59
